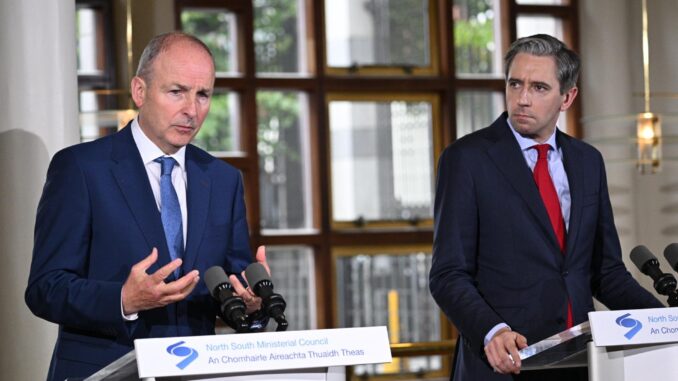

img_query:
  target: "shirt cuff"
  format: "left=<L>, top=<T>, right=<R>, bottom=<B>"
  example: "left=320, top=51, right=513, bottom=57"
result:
left=484, top=323, right=510, bottom=346
left=121, top=290, right=138, bottom=321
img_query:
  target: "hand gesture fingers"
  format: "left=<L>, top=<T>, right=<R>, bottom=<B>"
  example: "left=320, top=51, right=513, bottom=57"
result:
left=229, top=274, right=261, bottom=314
left=254, top=246, right=270, bottom=275
left=121, top=248, right=199, bottom=315
left=130, top=247, right=159, bottom=275
left=150, top=258, right=183, bottom=283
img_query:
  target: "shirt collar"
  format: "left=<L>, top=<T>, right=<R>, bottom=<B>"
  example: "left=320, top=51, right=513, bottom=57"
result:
left=131, top=118, right=186, bottom=170
left=506, top=117, right=559, bottom=152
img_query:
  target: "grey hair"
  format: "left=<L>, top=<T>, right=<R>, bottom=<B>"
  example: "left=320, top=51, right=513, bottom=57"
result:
left=504, top=34, right=580, bottom=94
left=136, top=31, right=214, bottom=83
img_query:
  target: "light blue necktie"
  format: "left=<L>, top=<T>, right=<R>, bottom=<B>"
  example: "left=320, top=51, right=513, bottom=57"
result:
left=155, top=156, right=183, bottom=277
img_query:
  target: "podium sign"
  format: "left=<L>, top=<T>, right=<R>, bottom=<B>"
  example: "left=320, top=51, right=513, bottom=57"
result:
left=589, top=307, right=678, bottom=347
left=134, top=326, right=391, bottom=378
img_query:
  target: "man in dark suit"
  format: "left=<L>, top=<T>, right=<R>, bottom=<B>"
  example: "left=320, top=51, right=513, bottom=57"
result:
left=429, top=34, right=663, bottom=380
left=25, top=32, right=267, bottom=381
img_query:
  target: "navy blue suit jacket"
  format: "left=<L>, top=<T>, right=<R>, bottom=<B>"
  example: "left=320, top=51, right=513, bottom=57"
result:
left=429, top=114, right=662, bottom=380
left=25, top=125, right=253, bottom=381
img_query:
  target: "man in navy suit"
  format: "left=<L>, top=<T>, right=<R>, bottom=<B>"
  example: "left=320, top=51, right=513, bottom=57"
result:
left=429, top=34, right=663, bottom=380
left=25, top=32, right=268, bottom=381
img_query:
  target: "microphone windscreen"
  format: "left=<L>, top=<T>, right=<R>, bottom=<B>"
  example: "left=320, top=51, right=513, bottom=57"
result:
left=205, top=266, right=228, bottom=294
left=664, top=243, right=678, bottom=270
left=245, top=262, right=270, bottom=287
left=630, top=245, right=655, bottom=271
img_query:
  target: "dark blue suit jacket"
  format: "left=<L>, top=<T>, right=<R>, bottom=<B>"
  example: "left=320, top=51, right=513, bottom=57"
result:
left=429, top=114, right=662, bottom=380
left=25, top=125, right=253, bottom=381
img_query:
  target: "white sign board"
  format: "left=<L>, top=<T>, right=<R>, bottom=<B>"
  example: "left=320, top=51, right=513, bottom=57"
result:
left=134, top=326, right=392, bottom=378
left=589, top=307, right=678, bottom=347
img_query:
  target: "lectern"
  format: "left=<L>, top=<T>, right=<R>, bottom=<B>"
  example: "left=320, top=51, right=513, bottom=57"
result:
left=85, top=326, right=391, bottom=381
left=519, top=307, right=678, bottom=380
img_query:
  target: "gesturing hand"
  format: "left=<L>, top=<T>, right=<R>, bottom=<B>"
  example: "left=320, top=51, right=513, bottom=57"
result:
left=229, top=245, right=268, bottom=314
left=121, top=248, right=200, bottom=315
left=484, top=328, right=528, bottom=375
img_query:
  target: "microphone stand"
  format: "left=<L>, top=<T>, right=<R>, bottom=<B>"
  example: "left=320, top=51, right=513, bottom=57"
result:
left=667, top=290, right=678, bottom=307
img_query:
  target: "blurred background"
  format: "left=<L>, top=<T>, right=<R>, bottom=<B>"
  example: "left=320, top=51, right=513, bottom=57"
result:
left=2, top=0, right=678, bottom=379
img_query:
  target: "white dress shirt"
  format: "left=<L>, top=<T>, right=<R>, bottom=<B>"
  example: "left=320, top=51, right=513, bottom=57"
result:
left=131, top=119, right=188, bottom=244
left=121, top=119, right=189, bottom=320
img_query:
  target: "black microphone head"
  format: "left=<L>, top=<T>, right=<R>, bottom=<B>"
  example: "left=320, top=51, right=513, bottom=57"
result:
left=205, top=266, right=248, bottom=332
left=245, top=262, right=287, bottom=330
left=630, top=245, right=657, bottom=273
left=205, top=266, right=229, bottom=297
left=664, top=244, right=678, bottom=271
left=245, top=262, right=271, bottom=288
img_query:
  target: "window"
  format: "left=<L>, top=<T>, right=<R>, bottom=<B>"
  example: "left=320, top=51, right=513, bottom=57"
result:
left=335, top=247, right=445, bottom=378
left=182, top=9, right=240, bottom=74
left=456, top=90, right=504, bottom=138
left=325, top=0, right=437, bottom=75
left=266, top=245, right=316, bottom=330
left=192, top=91, right=241, bottom=153
left=74, top=1, right=582, bottom=378
left=328, top=96, right=438, bottom=227
left=76, top=0, right=123, bottom=142
left=257, top=91, right=313, bottom=231
left=453, top=0, right=504, bottom=77
left=254, top=0, right=308, bottom=75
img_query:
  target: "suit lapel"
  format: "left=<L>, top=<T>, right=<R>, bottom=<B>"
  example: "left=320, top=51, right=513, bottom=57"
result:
left=558, top=132, right=584, bottom=259
left=486, top=116, right=563, bottom=254
left=183, top=145, right=211, bottom=273
left=110, top=125, right=169, bottom=260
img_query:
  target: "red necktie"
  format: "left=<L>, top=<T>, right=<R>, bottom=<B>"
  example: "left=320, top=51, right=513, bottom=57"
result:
left=533, top=144, right=573, bottom=328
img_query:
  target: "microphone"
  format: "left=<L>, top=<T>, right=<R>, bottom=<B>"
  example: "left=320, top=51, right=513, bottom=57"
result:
left=630, top=245, right=678, bottom=306
left=663, top=243, right=678, bottom=272
left=205, top=266, right=249, bottom=333
left=245, top=263, right=288, bottom=331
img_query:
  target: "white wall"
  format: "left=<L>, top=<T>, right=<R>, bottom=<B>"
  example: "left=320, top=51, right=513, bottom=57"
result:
left=0, top=0, right=78, bottom=379
left=580, top=0, right=678, bottom=304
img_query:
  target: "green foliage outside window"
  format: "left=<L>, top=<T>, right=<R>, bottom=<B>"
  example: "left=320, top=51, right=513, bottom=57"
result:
left=254, top=0, right=299, bottom=73
left=454, top=0, right=495, bottom=74
left=193, top=93, right=234, bottom=152
left=182, top=10, right=233, bottom=73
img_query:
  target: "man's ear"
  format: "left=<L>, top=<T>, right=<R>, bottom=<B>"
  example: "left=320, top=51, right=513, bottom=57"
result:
left=130, top=76, right=146, bottom=108
left=560, top=86, right=578, bottom=112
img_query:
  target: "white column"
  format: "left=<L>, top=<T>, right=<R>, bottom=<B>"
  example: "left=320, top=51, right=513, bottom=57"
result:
left=579, top=0, right=642, bottom=288
left=0, top=0, right=78, bottom=379
left=580, top=0, right=678, bottom=305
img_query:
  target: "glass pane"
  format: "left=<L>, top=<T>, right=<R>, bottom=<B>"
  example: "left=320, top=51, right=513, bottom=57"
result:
left=453, top=0, right=503, bottom=76
left=456, top=91, right=504, bottom=138
left=192, top=91, right=241, bottom=153
left=329, top=99, right=434, bottom=224
left=516, top=0, right=566, bottom=4
left=516, top=15, right=563, bottom=40
left=325, top=0, right=430, bottom=68
left=257, top=91, right=312, bottom=230
left=76, top=8, right=105, bottom=76
left=336, top=250, right=442, bottom=376
left=181, top=9, right=238, bottom=74
left=79, top=90, right=135, bottom=142
left=254, top=0, right=306, bottom=74
left=265, top=246, right=315, bottom=331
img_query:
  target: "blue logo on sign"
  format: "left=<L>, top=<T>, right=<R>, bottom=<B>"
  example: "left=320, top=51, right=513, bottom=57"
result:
left=167, top=341, right=198, bottom=369
left=615, top=313, right=642, bottom=339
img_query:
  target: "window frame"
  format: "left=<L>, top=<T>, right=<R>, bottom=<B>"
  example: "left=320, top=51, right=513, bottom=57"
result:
left=169, top=1, right=581, bottom=378
left=325, top=92, right=442, bottom=229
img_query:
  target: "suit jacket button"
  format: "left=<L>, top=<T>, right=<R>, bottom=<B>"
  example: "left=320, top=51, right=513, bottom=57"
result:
left=562, top=271, right=569, bottom=277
